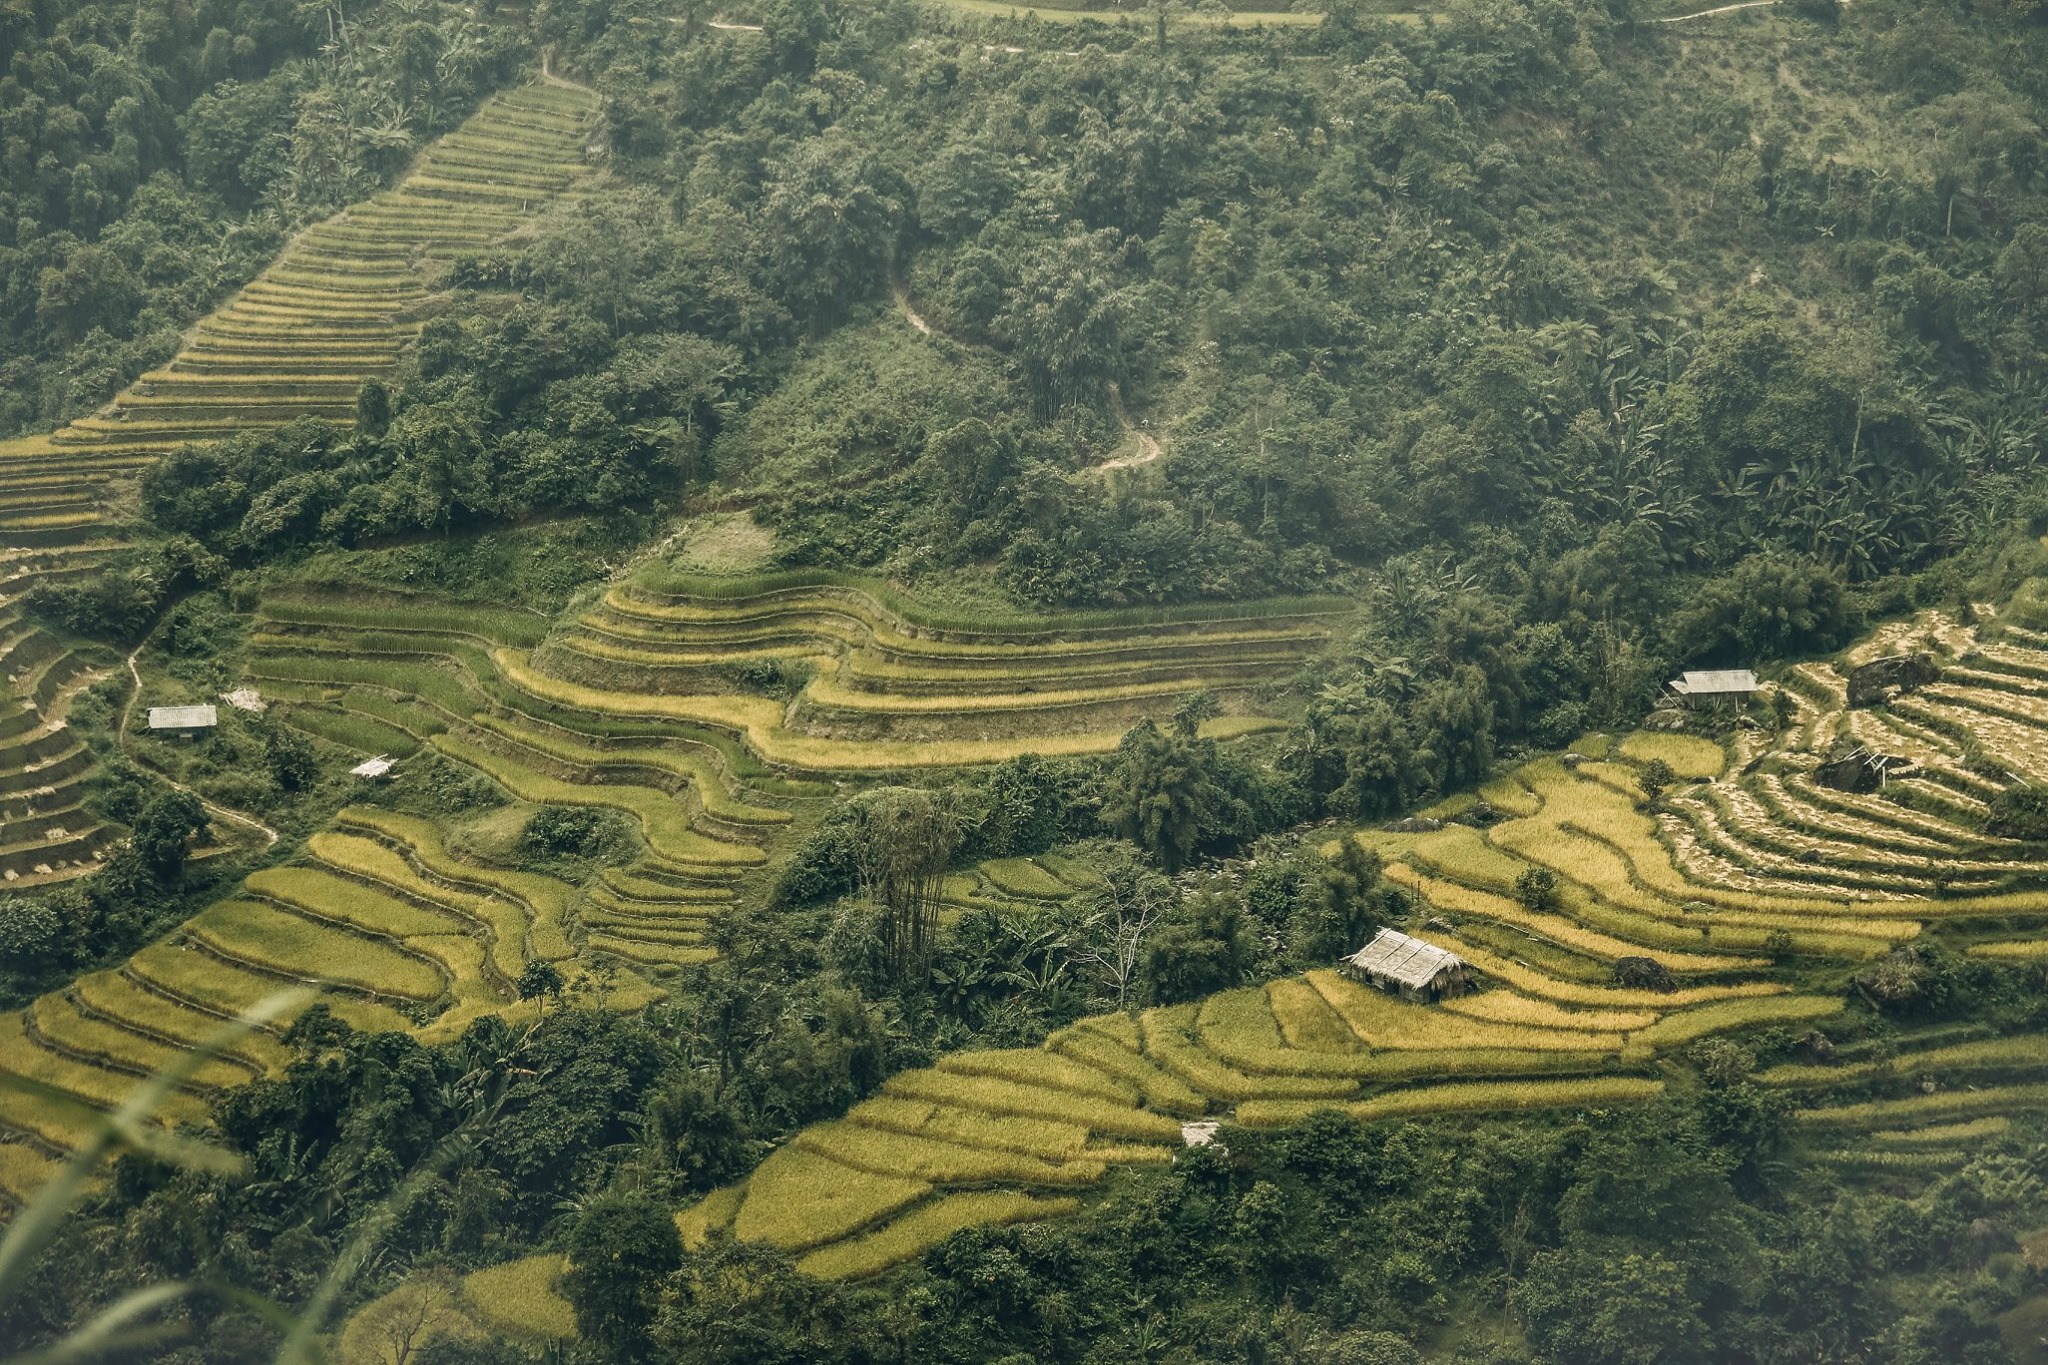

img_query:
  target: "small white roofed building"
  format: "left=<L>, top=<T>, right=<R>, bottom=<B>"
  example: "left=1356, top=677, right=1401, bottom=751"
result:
left=1342, top=928, right=1470, bottom=1002
left=147, top=704, right=217, bottom=735
left=1668, top=669, right=1761, bottom=708
left=350, top=755, right=395, bottom=780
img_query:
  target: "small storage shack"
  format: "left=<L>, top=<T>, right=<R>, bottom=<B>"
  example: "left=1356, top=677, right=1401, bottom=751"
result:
left=147, top=704, right=217, bottom=736
left=1342, top=929, right=1471, bottom=1002
left=1668, top=669, right=1761, bottom=710
left=350, top=755, right=394, bottom=780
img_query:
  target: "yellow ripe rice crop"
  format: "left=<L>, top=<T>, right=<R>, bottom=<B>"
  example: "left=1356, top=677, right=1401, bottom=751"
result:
left=1267, top=978, right=1362, bottom=1052
left=732, top=1146, right=932, bottom=1251
left=677, top=1183, right=747, bottom=1250
left=1759, top=1034, right=2048, bottom=1089
left=246, top=865, right=462, bottom=939
left=462, top=1255, right=577, bottom=1342
left=1442, top=991, right=1658, bottom=1034
left=1872, top=1117, right=2011, bottom=1146
left=1629, top=995, right=1844, bottom=1048
left=126, top=942, right=413, bottom=1034
left=1385, top=863, right=1753, bottom=971
left=1236, top=1076, right=1667, bottom=1130
left=793, top=1121, right=1106, bottom=1187
left=30, top=994, right=253, bottom=1092
left=465, top=712, right=788, bottom=826
left=1575, top=761, right=1647, bottom=802
left=1968, top=940, right=2048, bottom=960
left=495, top=648, right=1281, bottom=772
left=794, top=1192, right=1081, bottom=1281
left=70, top=969, right=285, bottom=1075
left=0, top=1081, right=117, bottom=1155
left=310, top=832, right=529, bottom=983
left=1618, top=732, right=1727, bottom=779
left=1141, top=1003, right=1361, bottom=1097
left=1445, top=938, right=1784, bottom=1009
left=186, top=900, right=446, bottom=1000
left=0, top=1011, right=203, bottom=1123
left=936, top=1047, right=1137, bottom=1103
left=845, top=1096, right=1095, bottom=1161
left=336, top=807, right=574, bottom=961
left=1303, top=971, right=1626, bottom=1054
left=0, top=1140, right=60, bottom=1207
left=1355, top=825, right=1528, bottom=888
left=431, top=734, right=763, bottom=869
left=883, top=1068, right=1184, bottom=1143
left=1478, top=776, right=1542, bottom=817
left=1075, top=1012, right=1142, bottom=1049
left=1513, top=768, right=1825, bottom=910
left=1795, top=1084, right=2048, bottom=1129
left=1042, top=1027, right=1208, bottom=1117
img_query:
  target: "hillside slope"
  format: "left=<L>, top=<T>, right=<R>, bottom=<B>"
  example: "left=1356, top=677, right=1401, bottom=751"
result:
left=0, top=82, right=599, bottom=889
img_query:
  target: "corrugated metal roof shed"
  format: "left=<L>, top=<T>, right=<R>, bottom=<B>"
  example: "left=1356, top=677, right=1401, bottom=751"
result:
left=1672, top=669, right=1760, bottom=696
left=147, top=704, right=218, bottom=730
left=1343, top=929, right=1466, bottom=991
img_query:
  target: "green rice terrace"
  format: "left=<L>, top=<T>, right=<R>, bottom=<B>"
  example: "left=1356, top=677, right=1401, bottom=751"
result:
left=0, top=82, right=599, bottom=895
left=313, top=601, right=2048, bottom=1339
left=6, top=0, right=2048, bottom=1355
left=18, top=562, right=2048, bottom=1349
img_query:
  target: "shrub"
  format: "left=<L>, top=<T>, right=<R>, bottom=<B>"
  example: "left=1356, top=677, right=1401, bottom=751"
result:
left=522, top=804, right=612, bottom=857
left=1987, top=785, right=2048, bottom=840
left=1515, top=867, right=1560, bottom=912
left=1612, top=956, right=1676, bottom=993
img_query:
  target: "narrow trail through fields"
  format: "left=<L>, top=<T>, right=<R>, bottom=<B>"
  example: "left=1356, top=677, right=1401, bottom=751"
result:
left=1098, top=384, right=1164, bottom=471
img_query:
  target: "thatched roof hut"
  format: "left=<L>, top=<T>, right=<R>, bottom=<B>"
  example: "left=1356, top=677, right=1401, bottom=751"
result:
left=1342, top=929, right=1470, bottom=1001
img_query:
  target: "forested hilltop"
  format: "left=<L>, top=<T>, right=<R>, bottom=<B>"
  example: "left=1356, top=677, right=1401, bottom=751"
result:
left=4, top=0, right=2048, bottom=1361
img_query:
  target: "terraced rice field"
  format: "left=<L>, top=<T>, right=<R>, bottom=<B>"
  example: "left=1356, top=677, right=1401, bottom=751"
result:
left=444, top=966, right=1728, bottom=1304
left=0, top=803, right=676, bottom=1199
left=0, top=82, right=601, bottom=895
left=474, top=599, right=2048, bottom=1284
left=0, top=77, right=633, bottom=1210
left=513, top=564, right=1346, bottom=768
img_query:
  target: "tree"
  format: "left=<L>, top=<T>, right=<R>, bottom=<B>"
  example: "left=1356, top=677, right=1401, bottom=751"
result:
left=355, top=1271, right=467, bottom=1365
left=1143, top=886, right=1254, bottom=1004
left=130, top=791, right=207, bottom=879
left=262, top=721, right=318, bottom=792
left=0, top=897, right=67, bottom=977
left=1517, top=1248, right=1711, bottom=1365
left=561, top=1190, right=683, bottom=1361
left=1638, top=758, right=1676, bottom=804
left=1291, top=839, right=1386, bottom=966
left=850, top=787, right=961, bottom=979
left=516, top=960, right=565, bottom=1011
left=522, top=805, right=610, bottom=858
left=357, top=376, right=393, bottom=436
left=1070, top=855, right=1176, bottom=1008
left=1101, top=719, right=1215, bottom=872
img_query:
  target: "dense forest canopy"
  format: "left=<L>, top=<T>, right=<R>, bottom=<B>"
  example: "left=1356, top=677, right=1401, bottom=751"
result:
left=5, top=0, right=2048, bottom=1360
